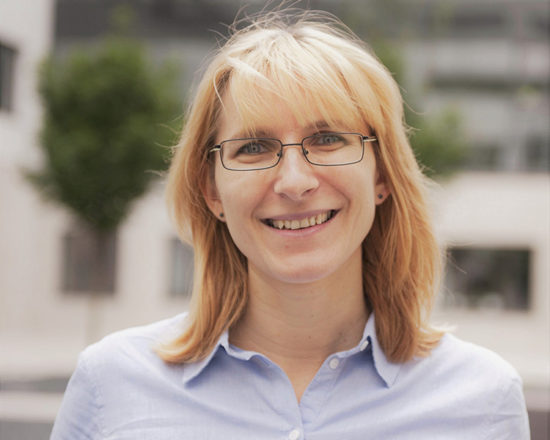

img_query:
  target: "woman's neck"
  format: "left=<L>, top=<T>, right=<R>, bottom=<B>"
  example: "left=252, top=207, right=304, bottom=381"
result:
left=229, top=249, right=368, bottom=366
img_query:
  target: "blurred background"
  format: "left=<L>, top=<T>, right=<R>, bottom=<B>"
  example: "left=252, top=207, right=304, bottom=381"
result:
left=0, top=0, right=548, bottom=438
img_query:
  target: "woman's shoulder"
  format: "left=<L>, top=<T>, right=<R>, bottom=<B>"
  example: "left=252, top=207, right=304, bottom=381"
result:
left=51, top=314, right=191, bottom=438
left=391, top=331, right=525, bottom=405
left=79, top=313, right=188, bottom=371
left=429, top=333, right=528, bottom=436
left=377, top=332, right=530, bottom=439
left=410, top=332, right=526, bottom=416
left=429, top=332, right=520, bottom=381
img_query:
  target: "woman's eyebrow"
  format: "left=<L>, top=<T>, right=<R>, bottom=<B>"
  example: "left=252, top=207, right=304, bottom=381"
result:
left=226, top=121, right=336, bottom=141
left=307, top=121, right=352, bottom=132
left=226, top=128, right=274, bottom=139
left=307, top=121, right=331, bottom=129
left=253, top=121, right=332, bottom=137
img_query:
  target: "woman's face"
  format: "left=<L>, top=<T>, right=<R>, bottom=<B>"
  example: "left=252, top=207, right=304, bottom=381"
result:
left=204, top=92, right=388, bottom=286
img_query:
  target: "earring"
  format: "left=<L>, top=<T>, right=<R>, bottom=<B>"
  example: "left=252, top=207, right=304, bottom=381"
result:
left=377, top=194, right=384, bottom=200
left=219, top=212, right=224, bottom=218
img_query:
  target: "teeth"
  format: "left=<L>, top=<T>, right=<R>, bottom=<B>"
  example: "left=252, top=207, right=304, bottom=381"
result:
left=267, top=211, right=334, bottom=230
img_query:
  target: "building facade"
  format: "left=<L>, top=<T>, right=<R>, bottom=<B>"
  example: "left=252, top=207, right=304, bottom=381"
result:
left=1, top=0, right=548, bottom=437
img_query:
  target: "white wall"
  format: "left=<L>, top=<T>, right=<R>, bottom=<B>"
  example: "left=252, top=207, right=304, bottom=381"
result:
left=432, top=172, right=550, bottom=389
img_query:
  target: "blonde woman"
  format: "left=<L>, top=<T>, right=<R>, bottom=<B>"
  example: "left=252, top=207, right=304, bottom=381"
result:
left=51, top=10, right=529, bottom=439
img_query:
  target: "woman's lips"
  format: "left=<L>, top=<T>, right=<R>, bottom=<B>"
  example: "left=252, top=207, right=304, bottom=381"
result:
left=263, top=210, right=337, bottom=230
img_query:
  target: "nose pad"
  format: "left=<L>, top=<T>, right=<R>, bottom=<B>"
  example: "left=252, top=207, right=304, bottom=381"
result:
left=277, top=145, right=309, bottom=163
left=273, top=145, right=319, bottom=200
left=276, top=145, right=309, bottom=160
left=278, top=145, right=309, bottom=166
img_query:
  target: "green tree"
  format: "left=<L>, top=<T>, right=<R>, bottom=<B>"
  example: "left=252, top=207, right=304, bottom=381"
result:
left=29, top=37, right=181, bottom=231
left=26, top=36, right=181, bottom=294
left=371, top=42, right=467, bottom=177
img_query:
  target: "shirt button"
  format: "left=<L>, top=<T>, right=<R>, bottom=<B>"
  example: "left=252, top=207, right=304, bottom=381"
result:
left=288, top=428, right=301, bottom=440
left=360, top=340, right=369, bottom=351
left=329, top=357, right=340, bottom=369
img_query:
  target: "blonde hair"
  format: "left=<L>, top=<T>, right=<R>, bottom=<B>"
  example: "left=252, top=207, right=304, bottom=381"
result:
left=161, top=10, right=443, bottom=364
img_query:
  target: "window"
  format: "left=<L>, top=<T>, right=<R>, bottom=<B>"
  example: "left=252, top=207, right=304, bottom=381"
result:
left=449, top=9, right=506, bottom=33
left=528, top=11, right=550, bottom=38
left=62, top=227, right=116, bottom=293
left=420, top=5, right=508, bottom=38
left=0, top=43, right=16, bottom=111
left=444, top=247, right=531, bottom=310
left=170, top=238, right=194, bottom=297
left=525, top=135, right=550, bottom=172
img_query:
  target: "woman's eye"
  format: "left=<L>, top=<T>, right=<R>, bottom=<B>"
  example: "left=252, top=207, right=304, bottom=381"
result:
left=238, top=142, right=267, bottom=155
left=312, top=133, right=344, bottom=145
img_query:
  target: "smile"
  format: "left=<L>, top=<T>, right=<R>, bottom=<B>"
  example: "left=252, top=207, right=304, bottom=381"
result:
left=263, top=210, right=337, bottom=230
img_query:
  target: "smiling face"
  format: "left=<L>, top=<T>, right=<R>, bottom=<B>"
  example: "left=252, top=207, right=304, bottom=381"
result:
left=204, top=91, right=388, bottom=287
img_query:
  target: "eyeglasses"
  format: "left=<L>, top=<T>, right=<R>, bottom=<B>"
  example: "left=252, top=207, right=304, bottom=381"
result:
left=208, top=132, right=377, bottom=171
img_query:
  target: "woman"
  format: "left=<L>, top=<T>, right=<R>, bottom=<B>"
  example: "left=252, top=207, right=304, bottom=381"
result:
left=51, top=9, right=529, bottom=439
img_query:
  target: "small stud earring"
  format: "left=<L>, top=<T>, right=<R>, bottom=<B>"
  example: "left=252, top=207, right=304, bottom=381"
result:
left=219, top=212, right=224, bottom=218
left=377, top=194, right=384, bottom=200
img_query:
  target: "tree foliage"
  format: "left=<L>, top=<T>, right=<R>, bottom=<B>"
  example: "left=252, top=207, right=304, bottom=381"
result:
left=370, top=42, right=468, bottom=177
left=405, top=106, right=467, bottom=177
left=28, top=37, right=181, bottom=231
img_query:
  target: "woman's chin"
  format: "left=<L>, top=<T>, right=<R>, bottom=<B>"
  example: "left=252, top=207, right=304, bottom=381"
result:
left=251, top=260, right=338, bottom=286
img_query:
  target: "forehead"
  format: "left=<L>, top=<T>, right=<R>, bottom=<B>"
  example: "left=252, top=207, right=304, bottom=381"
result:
left=217, top=89, right=321, bottom=139
left=216, top=83, right=364, bottom=142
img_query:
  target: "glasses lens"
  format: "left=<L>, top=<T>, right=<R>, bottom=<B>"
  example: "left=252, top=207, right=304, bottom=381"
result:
left=220, top=138, right=281, bottom=170
left=303, top=133, right=364, bottom=166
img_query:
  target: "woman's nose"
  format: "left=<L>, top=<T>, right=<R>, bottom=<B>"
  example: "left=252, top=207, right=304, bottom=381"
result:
left=273, top=145, right=319, bottom=200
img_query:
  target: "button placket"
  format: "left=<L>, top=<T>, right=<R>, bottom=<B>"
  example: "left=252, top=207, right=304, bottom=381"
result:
left=288, top=428, right=301, bottom=440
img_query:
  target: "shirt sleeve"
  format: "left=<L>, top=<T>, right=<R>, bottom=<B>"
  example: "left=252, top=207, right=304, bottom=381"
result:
left=487, top=372, right=530, bottom=440
left=50, top=351, right=102, bottom=440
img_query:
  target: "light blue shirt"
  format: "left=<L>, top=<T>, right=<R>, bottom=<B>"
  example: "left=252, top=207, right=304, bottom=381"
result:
left=51, top=313, right=529, bottom=439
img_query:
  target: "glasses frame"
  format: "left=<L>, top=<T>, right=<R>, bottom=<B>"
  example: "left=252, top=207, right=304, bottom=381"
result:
left=208, top=132, right=377, bottom=171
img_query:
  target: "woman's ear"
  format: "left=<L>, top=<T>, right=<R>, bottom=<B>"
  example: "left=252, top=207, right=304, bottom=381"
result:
left=201, top=172, right=225, bottom=221
left=374, top=171, right=389, bottom=205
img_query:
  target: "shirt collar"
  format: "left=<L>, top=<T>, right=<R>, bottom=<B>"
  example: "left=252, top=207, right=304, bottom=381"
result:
left=363, top=313, right=401, bottom=388
left=181, top=313, right=401, bottom=387
left=181, top=332, right=226, bottom=384
left=181, top=329, right=262, bottom=384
